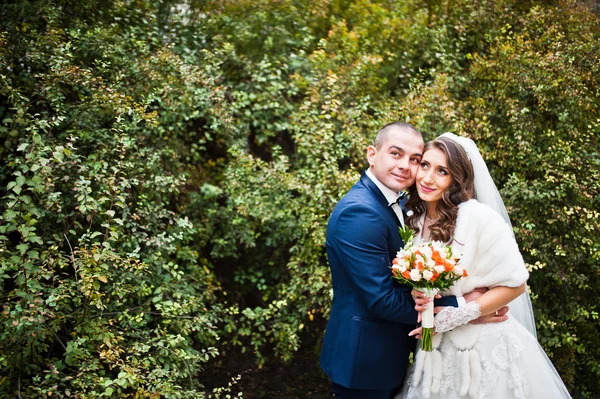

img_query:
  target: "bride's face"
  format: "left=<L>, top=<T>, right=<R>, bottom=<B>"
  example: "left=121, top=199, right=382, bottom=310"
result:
left=416, top=148, right=453, bottom=206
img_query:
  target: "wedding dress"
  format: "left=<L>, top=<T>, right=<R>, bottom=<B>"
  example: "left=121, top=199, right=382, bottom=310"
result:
left=397, top=199, right=572, bottom=399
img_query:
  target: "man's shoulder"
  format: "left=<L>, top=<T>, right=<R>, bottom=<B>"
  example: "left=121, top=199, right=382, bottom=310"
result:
left=335, top=182, right=378, bottom=210
left=328, top=183, right=383, bottom=226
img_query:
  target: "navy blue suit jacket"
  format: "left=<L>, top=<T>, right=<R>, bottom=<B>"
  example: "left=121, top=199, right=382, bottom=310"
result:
left=320, top=173, right=457, bottom=390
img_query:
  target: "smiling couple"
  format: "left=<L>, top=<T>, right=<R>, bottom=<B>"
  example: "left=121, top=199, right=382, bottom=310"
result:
left=320, top=122, right=571, bottom=399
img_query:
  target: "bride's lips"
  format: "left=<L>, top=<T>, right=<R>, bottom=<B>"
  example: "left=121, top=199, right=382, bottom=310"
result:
left=419, top=184, right=436, bottom=193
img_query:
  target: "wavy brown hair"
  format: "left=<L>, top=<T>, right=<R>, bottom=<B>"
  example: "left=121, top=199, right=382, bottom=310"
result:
left=405, top=137, right=476, bottom=243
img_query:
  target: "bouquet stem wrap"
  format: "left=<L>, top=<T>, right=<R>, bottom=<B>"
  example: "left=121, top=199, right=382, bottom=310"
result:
left=419, top=287, right=438, bottom=351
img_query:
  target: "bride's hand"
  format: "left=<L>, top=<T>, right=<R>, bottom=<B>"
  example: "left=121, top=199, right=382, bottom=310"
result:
left=415, top=305, right=445, bottom=323
left=412, top=289, right=442, bottom=321
left=408, top=326, right=423, bottom=339
left=412, top=289, right=442, bottom=301
left=408, top=326, right=438, bottom=339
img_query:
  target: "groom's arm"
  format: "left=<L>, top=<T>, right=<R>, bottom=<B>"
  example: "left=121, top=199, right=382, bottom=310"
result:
left=413, top=291, right=461, bottom=310
left=330, top=204, right=418, bottom=325
left=434, top=296, right=459, bottom=307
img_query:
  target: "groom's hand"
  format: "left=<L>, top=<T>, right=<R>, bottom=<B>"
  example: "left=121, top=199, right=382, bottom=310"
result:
left=463, top=287, right=488, bottom=303
left=470, top=306, right=509, bottom=324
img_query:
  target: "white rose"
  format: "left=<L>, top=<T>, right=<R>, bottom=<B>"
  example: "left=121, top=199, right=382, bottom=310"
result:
left=430, top=241, right=444, bottom=250
left=420, top=246, right=433, bottom=259
left=423, top=270, right=434, bottom=281
left=410, top=269, right=422, bottom=281
left=434, top=265, right=446, bottom=274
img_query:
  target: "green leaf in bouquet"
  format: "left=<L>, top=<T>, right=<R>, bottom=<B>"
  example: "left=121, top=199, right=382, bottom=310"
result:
left=399, top=225, right=415, bottom=245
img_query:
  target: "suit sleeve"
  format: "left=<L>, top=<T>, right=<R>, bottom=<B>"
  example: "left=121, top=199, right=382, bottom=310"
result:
left=329, top=203, right=418, bottom=324
left=435, top=296, right=458, bottom=307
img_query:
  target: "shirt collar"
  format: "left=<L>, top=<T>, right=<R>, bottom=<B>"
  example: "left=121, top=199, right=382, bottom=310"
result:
left=365, top=169, right=402, bottom=206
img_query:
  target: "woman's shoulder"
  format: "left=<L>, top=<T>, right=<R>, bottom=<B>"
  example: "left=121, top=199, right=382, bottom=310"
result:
left=457, top=199, right=511, bottom=234
left=457, top=199, right=503, bottom=223
left=458, top=198, right=492, bottom=214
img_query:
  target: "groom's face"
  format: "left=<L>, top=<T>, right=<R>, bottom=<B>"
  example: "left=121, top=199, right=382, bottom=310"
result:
left=367, top=128, right=424, bottom=193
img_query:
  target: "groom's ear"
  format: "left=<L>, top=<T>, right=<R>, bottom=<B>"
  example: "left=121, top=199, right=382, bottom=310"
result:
left=367, top=145, right=377, bottom=166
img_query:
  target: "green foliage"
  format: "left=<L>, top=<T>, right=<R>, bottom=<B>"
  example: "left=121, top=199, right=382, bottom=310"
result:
left=0, top=1, right=229, bottom=397
left=1, top=0, right=599, bottom=397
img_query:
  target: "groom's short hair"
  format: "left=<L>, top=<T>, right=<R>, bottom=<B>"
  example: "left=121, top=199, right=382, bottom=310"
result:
left=374, top=122, right=422, bottom=149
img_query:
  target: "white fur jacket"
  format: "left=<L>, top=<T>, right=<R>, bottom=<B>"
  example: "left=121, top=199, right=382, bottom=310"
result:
left=407, top=200, right=531, bottom=398
left=427, top=199, right=530, bottom=296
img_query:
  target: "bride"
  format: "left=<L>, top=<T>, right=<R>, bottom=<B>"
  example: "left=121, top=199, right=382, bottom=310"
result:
left=397, top=133, right=571, bottom=399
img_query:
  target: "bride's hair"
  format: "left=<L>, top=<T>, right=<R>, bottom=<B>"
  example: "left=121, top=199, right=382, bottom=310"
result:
left=406, top=137, right=476, bottom=243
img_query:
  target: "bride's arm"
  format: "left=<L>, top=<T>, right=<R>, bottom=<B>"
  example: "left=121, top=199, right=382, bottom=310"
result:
left=429, top=283, right=526, bottom=334
left=473, top=283, right=526, bottom=316
left=408, top=284, right=525, bottom=337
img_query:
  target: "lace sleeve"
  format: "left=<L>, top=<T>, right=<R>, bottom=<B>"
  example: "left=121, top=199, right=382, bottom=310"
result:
left=434, top=302, right=482, bottom=333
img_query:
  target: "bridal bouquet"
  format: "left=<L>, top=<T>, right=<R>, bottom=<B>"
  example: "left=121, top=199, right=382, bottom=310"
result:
left=391, top=226, right=467, bottom=351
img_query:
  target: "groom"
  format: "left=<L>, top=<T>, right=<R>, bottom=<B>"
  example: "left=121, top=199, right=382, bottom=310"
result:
left=320, top=122, right=506, bottom=398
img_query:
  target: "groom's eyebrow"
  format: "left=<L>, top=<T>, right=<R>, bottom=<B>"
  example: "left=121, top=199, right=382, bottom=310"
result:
left=389, top=145, right=404, bottom=153
left=389, top=145, right=422, bottom=158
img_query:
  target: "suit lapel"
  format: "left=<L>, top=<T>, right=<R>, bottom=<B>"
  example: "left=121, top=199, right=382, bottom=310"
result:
left=360, top=173, right=403, bottom=227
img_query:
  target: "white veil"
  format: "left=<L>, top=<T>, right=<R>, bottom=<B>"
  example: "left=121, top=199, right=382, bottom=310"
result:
left=439, top=132, right=537, bottom=338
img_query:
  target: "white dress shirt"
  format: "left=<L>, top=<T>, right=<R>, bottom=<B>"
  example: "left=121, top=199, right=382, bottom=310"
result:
left=365, top=169, right=405, bottom=228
